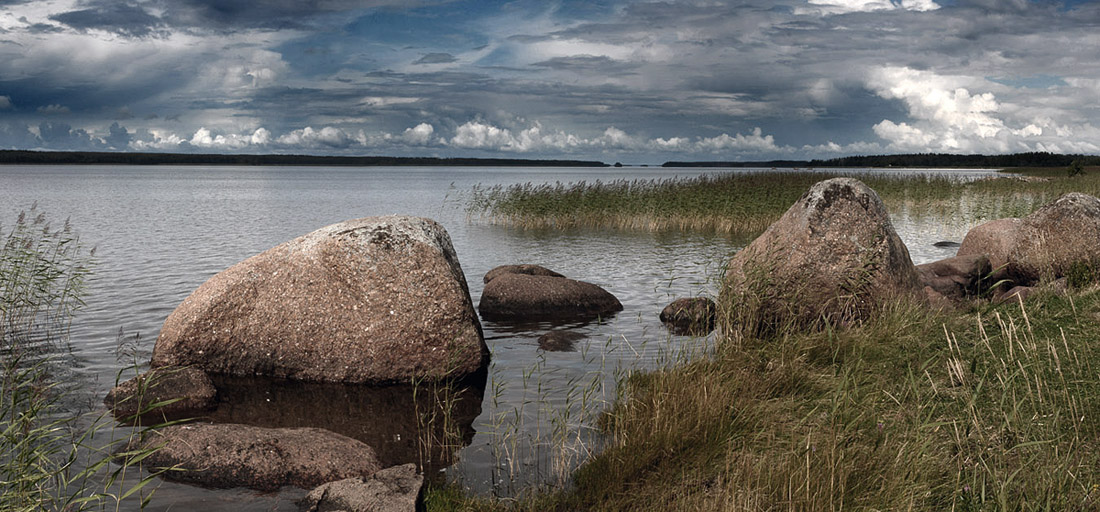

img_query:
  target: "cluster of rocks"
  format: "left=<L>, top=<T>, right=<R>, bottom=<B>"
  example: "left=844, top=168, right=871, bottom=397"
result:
left=107, top=216, right=487, bottom=511
left=718, top=178, right=1100, bottom=334
left=104, top=181, right=1100, bottom=509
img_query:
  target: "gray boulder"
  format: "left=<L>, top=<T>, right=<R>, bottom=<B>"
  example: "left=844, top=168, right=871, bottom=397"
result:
left=104, top=366, right=216, bottom=421
left=721, top=178, right=922, bottom=334
left=659, top=297, right=717, bottom=335
left=125, top=423, right=382, bottom=491
left=300, top=463, right=423, bottom=512
left=958, top=193, right=1100, bottom=285
left=483, top=264, right=565, bottom=284
left=916, top=254, right=993, bottom=302
left=478, top=273, right=622, bottom=321
left=151, top=216, right=488, bottom=384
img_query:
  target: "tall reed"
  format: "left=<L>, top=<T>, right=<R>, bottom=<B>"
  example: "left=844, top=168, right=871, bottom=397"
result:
left=1, top=205, right=164, bottom=510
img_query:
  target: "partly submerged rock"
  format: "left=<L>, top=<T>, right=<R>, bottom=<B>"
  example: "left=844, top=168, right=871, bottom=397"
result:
left=104, top=366, right=216, bottom=421
left=537, top=330, right=586, bottom=352
left=125, top=423, right=382, bottom=492
left=151, top=216, right=488, bottom=384
left=483, top=264, right=565, bottom=284
left=300, top=463, right=423, bottom=512
left=958, top=192, right=1100, bottom=285
left=721, top=178, right=922, bottom=334
left=478, top=273, right=622, bottom=321
left=659, top=297, right=717, bottom=335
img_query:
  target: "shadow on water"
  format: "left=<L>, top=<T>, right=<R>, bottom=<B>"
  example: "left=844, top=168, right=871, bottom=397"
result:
left=115, top=371, right=487, bottom=479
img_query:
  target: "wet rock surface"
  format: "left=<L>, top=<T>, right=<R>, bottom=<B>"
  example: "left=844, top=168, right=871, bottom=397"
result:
left=151, top=216, right=488, bottom=384
left=300, top=463, right=423, bottom=512
left=478, top=272, right=622, bottom=321
left=104, top=366, right=216, bottom=421
left=659, top=297, right=717, bottom=335
left=721, top=178, right=922, bottom=333
left=126, top=423, right=382, bottom=492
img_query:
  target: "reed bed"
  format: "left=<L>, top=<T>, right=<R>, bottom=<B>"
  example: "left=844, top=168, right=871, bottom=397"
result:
left=430, top=289, right=1100, bottom=511
left=467, top=167, right=1100, bottom=238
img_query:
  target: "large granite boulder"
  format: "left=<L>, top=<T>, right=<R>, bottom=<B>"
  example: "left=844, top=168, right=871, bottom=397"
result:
left=478, top=272, right=622, bottom=321
left=125, top=423, right=382, bottom=491
left=721, top=178, right=922, bottom=334
left=104, top=366, right=216, bottom=422
left=151, top=216, right=488, bottom=384
left=958, top=192, right=1100, bottom=285
left=300, top=463, right=423, bottom=512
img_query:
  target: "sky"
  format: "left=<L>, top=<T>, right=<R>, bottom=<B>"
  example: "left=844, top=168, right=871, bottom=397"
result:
left=1, top=0, right=1099, bottom=163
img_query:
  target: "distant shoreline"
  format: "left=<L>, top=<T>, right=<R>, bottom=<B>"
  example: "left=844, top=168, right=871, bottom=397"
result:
left=0, top=150, right=609, bottom=168
left=0, top=149, right=1092, bottom=169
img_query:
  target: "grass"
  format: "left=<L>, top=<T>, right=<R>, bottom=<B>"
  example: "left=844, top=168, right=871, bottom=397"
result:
left=435, top=167, right=1100, bottom=510
left=467, top=166, right=1100, bottom=238
left=428, top=288, right=1100, bottom=511
left=1, top=204, right=165, bottom=510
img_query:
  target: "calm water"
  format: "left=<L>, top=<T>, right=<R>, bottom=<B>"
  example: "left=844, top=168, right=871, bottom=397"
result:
left=0, top=165, right=998, bottom=509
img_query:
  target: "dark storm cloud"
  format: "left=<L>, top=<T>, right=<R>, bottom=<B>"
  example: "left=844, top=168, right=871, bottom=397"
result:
left=413, top=52, right=457, bottom=65
left=160, top=0, right=447, bottom=30
left=49, top=2, right=165, bottom=38
left=531, top=55, right=640, bottom=74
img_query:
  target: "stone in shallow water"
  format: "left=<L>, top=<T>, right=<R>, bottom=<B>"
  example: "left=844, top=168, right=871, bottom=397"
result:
left=478, top=272, right=622, bottom=321
left=659, top=297, right=717, bottom=335
left=151, top=216, right=488, bottom=384
left=300, top=463, right=423, bottom=512
left=104, top=366, right=216, bottom=422
left=125, top=423, right=382, bottom=492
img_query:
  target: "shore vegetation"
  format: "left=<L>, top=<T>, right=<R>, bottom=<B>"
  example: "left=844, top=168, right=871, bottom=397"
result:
left=440, top=165, right=1100, bottom=511
left=467, top=166, right=1100, bottom=239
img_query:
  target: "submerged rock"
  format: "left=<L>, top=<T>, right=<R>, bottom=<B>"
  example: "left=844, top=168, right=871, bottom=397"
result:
left=537, top=330, right=586, bottom=352
left=300, top=463, right=423, bottom=512
left=151, top=216, right=488, bottom=384
left=958, top=192, right=1100, bottom=285
left=721, top=178, right=922, bottom=334
left=104, top=366, right=216, bottom=421
left=126, top=423, right=382, bottom=492
left=478, top=273, right=622, bottom=321
left=659, top=297, right=717, bottom=335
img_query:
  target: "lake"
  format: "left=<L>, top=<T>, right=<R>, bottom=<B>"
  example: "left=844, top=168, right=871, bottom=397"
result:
left=0, top=165, right=999, bottom=509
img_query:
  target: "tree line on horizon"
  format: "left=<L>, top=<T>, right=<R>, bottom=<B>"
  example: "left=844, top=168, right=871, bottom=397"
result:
left=0, top=150, right=608, bottom=168
left=664, top=152, right=1100, bottom=168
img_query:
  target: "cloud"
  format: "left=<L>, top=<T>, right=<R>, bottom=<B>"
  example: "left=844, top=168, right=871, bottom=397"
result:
left=800, top=0, right=940, bottom=15
left=0, top=96, right=10, bottom=109
left=49, top=3, right=165, bottom=38
left=105, top=122, right=131, bottom=149
left=401, top=123, right=434, bottom=145
left=37, top=104, right=70, bottom=114
left=275, top=126, right=357, bottom=148
left=413, top=52, right=457, bottom=65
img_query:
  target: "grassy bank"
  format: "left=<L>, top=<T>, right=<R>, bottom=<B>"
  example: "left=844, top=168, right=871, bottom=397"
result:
left=429, top=287, right=1100, bottom=511
left=443, top=167, right=1100, bottom=510
left=467, top=167, right=1100, bottom=238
